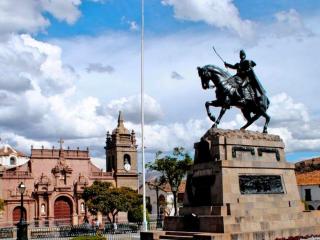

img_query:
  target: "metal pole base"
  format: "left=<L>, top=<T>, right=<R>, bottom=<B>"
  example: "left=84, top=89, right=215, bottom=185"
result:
left=16, top=220, right=28, bottom=240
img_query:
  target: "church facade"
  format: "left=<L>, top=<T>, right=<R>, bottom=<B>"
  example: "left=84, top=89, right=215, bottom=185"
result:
left=0, top=112, right=138, bottom=226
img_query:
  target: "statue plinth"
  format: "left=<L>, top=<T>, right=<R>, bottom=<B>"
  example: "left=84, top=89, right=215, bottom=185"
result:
left=142, top=129, right=320, bottom=240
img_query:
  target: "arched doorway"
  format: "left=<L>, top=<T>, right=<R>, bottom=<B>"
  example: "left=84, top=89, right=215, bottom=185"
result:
left=308, top=205, right=315, bottom=210
left=13, top=206, right=27, bottom=224
left=54, top=196, right=72, bottom=225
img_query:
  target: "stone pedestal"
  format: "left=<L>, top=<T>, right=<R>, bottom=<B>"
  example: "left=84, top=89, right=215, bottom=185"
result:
left=141, top=129, right=320, bottom=240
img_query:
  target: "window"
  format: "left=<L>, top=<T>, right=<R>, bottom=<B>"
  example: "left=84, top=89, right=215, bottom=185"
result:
left=80, top=203, right=85, bottom=212
left=41, top=204, right=46, bottom=215
left=10, top=156, right=16, bottom=165
left=305, top=189, right=312, bottom=201
left=107, top=157, right=112, bottom=172
left=123, top=154, right=131, bottom=165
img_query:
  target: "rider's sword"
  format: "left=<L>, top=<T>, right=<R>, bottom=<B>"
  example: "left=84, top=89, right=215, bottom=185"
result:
left=212, top=46, right=225, bottom=63
left=212, top=46, right=229, bottom=71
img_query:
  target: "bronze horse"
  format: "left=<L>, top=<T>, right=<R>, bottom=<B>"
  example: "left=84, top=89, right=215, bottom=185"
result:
left=197, top=65, right=270, bottom=133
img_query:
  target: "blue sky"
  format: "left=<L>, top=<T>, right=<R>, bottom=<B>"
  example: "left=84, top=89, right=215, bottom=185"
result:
left=38, top=0, right=320, bottom=38
left=0, top=0, right=319, bottom=168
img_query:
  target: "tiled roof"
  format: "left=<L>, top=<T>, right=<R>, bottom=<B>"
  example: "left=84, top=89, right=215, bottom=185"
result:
left=296, top=170, right=320, bottom=186
left=295, top=157, right=320, bottom=168
left=147, top=180, right=186, bottom=193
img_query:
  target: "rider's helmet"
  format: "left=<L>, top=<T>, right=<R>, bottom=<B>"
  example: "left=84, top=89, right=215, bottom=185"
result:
left=239, top=49, right=246, bottom=60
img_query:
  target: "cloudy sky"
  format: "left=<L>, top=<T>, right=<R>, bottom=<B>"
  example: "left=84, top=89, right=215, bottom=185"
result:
left=0, top=0, right=319, bottom=169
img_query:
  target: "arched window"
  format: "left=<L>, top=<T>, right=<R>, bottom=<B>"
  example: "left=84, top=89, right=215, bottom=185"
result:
left=80, top=203, right=85, bottom=212
left=317, top=205, right=320, bottom=210
left=41, top=204, right=46, bottom=215
left=124, top=154, right=131, bottom=165
left=10, top=156, right=16, bottom=165
left=308, top=205, right=315, bottom=210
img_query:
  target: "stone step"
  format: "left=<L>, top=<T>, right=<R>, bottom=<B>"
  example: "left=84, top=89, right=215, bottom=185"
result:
left=159, top=231, right=201, bottom=240
left=224, top=212, right=320, bottom=233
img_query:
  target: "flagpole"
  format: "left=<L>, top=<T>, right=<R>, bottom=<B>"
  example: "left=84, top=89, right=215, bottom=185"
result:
left=141, top=0, right=148, bottom=232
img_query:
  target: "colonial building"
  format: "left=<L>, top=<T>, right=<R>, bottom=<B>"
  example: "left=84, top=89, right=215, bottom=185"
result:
left=0, top=112, right=138, bottom=227
left=295, top=157, right=320, bottom=210
left=141, top=178, right=186, bottom=219
left=0, top=144, right=29, bottom=168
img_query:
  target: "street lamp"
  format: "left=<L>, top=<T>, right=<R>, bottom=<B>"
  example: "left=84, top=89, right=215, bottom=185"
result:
left=17, top=182, right=28, bottom=240
left=171, top=185, right=178, bottom=216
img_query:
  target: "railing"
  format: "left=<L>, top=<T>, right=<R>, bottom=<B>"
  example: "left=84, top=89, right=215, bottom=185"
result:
left=29, top=224, right=140, bottom=239
left=1, top=171, right=32, bottom=178
left=91, top=172, right=113, bottom=177
left=30, top=225, right=95, bottom=239
left=0, top=227, right=14, bottom=239
left=0, top=220, right=162, bottom=239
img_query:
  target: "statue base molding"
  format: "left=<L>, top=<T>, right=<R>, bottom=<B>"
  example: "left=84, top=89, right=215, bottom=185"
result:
left=141, top=128, right=320, bottom=240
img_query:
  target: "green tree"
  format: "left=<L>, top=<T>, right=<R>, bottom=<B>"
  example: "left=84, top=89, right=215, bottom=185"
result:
left=146, top=147, right=193, bottom=216
left=82, top=181, right=142, bottom=223
left=127, top=205, right=151, bottom=223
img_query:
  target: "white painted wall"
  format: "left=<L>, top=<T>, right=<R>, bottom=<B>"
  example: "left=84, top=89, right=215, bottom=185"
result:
left=299, top=185, right=320, bottom=210
left=0, top=144, right=29, bottom=168
left=0, top=155, right=29, bottom=167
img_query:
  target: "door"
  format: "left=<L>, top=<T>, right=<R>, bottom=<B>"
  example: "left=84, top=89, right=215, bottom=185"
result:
left=54, top=196, right=72, bottom=225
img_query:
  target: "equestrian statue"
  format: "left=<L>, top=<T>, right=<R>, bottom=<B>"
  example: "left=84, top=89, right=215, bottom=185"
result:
left=198, top=49, right=270, bottom=133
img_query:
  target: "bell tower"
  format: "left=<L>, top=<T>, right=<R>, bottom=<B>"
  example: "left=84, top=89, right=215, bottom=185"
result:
left=105, top=111, right=138, bottom=189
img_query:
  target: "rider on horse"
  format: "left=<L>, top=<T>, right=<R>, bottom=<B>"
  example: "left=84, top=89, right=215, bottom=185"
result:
left=224, top=50, right=266, bottom=105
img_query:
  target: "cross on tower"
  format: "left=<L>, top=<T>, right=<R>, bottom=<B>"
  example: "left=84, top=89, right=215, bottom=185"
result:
left=58, top=138, right=64, bottom=149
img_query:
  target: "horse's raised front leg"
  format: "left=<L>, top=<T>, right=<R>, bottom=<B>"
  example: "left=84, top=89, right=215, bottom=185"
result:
left=205, top=101, right=216, bottom=122
left=213, top=107, right=227, bottom=128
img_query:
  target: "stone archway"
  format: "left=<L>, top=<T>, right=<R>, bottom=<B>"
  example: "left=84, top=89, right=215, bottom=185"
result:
left=13, top=206, right=26, bottom=224
left=54, top=196, right=73, bottom=225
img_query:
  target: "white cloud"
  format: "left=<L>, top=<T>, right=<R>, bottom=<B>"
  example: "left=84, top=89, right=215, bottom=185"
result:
left=129, top=21, right=139, bottom=31
left=0, top=4, right=319, bottom=163
left=40, top=0, right=81, bottom=24
left=273, top=9, right=312, bottom=38
left=86, top=63, right=115, bottom=74
left=50, top=12, right=320, bottom=157
left=171, top=71, right=184, bottom=80
left=106, top=94, right=163, bottom=124
left=269, top=93, right=309, bottom=124
left=161, top=0, right=255, bottom=38
left=0, top=0, right=81, bottom=37
left=21, top=34, right=76, bottom=95
left=0, top=34, right=111, bottom=141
